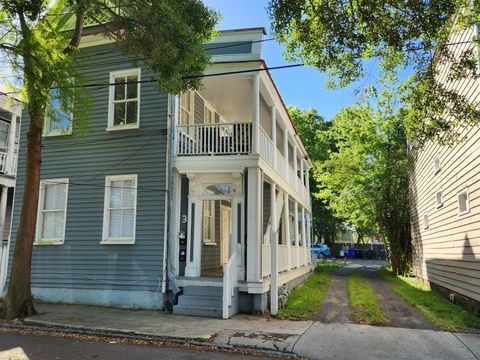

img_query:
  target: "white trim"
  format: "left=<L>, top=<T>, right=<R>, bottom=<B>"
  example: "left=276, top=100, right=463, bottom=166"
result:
left=107, top=68, right=141, bottom=131
left=436, top=187, right=443, bottom=208
left=457, top=187, right=470, bottom=216
left=34, top=178, right=69, bottom=245
left=101, top=174, right=138, bottom=244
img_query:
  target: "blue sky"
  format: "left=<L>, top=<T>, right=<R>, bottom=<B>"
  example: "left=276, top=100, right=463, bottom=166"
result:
left=203, top=0, right=380, bottom=121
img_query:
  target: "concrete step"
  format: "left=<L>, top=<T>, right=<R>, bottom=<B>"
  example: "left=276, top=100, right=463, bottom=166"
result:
left=173, top=305, right=223, bottom=318
left=177, top=295, right=223, bottom=308
left=182, top=285, right=223, bottom=297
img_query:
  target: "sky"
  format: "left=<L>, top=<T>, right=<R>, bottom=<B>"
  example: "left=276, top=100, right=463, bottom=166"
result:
left=202, top=0, right=380, bottom=121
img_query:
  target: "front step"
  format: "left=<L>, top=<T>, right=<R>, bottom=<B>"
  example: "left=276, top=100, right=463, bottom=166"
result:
left=173, top=285, right=224, bottom=318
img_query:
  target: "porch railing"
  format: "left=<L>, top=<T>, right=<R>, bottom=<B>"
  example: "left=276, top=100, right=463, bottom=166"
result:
left=0, top=150, right=17, bottom=177
left=278, top=245, right=289, bottom=272
left=177, top=123, right=252, bottom=156
left=222, top=248, right=238, bottom=319
left=261, top=243, right=271, bottom=277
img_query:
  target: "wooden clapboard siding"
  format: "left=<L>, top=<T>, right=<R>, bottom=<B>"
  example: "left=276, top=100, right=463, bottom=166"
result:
left=411, top=23, right=480, bottom=302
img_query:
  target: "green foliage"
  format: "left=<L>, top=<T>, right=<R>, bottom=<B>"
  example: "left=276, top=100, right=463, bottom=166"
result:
left=288, top=107, right=340, bottom=243
left=268, top=0, right=480, bottom=144
left=315, top=81, right=412, bottom=273
left=347, top=270, right=390, bottom=325
left=277, top=262, right=344, bottom=319
left=379, top=268, right=480, bottom=331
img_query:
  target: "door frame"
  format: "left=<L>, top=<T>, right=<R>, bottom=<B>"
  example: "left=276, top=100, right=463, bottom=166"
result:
left=220, top=204, right=232, bottom=266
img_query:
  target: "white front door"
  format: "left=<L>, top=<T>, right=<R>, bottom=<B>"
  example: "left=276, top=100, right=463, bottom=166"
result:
left=220, top=205, right=231, bottom=265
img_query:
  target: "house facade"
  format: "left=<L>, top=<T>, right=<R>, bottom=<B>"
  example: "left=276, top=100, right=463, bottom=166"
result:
left=0, top=90, right=21, bottom=295
left=410, top=22, right=480, bottom=315
left=6, top=27, right=313, bottom=318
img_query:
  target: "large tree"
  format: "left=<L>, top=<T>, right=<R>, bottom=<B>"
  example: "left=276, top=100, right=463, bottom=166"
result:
left=0, top=0, right=218, bottom=319
left=268, top=0, right=480, bottom=144
left=288, top=107, right=340, bottom=244
left=317, top=85, right=412, bottom=274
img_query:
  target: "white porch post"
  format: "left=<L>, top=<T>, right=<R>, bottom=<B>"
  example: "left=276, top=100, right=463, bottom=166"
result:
left=283, top=192, right=291, bottom=270
left=306, top=167, right=310, bottom=194
left=293, top=147, right=298, bottom=191
left=185, top=196, right=202, bottom=277
left=306, top=211, right=312, bottom=264
left=7, top=113, right=16, bottom=175
left=246, top=167, right=262, bottom=282
left=294, top=201, right=299, bottom=268
left=0, top=186, right=8, bottom=243
left=301, top=207, right=306, bottom=265
left=270, top=107, right=277, bottom=168
left=283, top=128, right=288, bottom=161
left=252, top=74, right=260, bottom=155
left=270, top=182, right=278, bottom=315
left=300, top=159, right=305, bottom=189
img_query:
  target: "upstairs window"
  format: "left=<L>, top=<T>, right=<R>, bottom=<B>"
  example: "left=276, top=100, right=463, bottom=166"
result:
left=436, top=188, right=443, bottom=208
left=102, top=174, right=138, bottom=244
left=423, top=212, right=429, bottom=230
left=44, top=88, right=72, bottom=136
left=457, top=188, right=470, bottom=216
left=35, top=179, right=69, bottom=244
left=433, top=153, right=441, bottom=175
left=108, top=69, right=141, bottom=130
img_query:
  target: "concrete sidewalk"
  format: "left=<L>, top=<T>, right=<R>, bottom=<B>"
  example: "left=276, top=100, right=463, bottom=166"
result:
left=19, top=303, right=480, bottom=359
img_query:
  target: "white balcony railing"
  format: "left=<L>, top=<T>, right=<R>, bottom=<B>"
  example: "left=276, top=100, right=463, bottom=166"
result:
left=0, top=150, right=17, bottom=177
left=177, top=123, right=252, bottom=156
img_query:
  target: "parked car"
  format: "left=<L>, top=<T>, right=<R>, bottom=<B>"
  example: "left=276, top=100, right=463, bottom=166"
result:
left=311, top=243, right=332, bottom=260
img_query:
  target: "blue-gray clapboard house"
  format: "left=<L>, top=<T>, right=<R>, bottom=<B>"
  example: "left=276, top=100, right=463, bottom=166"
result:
left=6, top=24, right=314, bottom=318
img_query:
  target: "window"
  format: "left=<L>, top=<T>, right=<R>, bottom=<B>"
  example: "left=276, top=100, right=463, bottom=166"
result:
left=108, top=69, right=141, bottom=130
left=44, top=88, right=72, bottom=136
left=457, top=188, right=470, bottom=216
left=102, top=174, right=137, bottom=244
left=423, top=212, right=429, bottom=230
left=436, top=188, right=443, bottom=208
left=35, top=179, right=69, bottom=244
left=433, top=153, right=441, bottom=175
left=0, top=120, right=9, bottom=148
left=203, top=200, right=215, bottom=245
left=180, top=91, right=194, bottom=125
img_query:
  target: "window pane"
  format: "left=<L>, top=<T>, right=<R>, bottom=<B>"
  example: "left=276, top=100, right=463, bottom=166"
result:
left=122, top=180, right=135, bottom=207
left=114, top=77, right=125, bottom=100
left=126, top=76, right=137, bottom=99
left=114, top=102, right=126, bottom=126
left=110, top=180, right=122, bottom=208
left=109, top=209, right=122, bottom=237
left=126, top=101, right=137, bottom=124
left=122, top=209, right=134, bottom=237
left=53, top=183, right=66, bottom=209
left=54, top=211, right=65, bottom=239
left=44, top=184, right=57, bottom=210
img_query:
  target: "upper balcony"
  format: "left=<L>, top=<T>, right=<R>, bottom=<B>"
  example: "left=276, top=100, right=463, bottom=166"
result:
left=0, top=95, right=21, bottom=183
left=174, top=63, right=312, bottom=206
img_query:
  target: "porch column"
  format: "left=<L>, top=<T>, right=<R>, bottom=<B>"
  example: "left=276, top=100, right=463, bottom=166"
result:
left=283, top=192, right=291, bottom=270
left=300, top=159, right=305, bottom=190
left=306, top=167, right=310, bottom=194
left=7, top=113, right=16, bottom=175
left=270, top=107, right=277, bottom=168
left=306, top=211, right=312, bottom=264
left=0, top=186, right=8, bottom=245
left=301, top=207, right=306, bottom=265
left=283, top=128, right=288, bottom=161
left=270, top=182, right=279, bottom=315
left=294, top=201, right=299, bottom=268
left=185, top=196, right=202, bottom=277
left=246, top=167, right=262, bottom=282
left=293, top=146, right=298, bottom=191
left=252, top=74, right=260, bottom=155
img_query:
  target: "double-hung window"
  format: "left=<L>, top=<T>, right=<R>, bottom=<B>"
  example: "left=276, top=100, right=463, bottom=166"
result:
left=102, top=174, right=138, bottom=244
left=35, top=179, right=69, bottom=244
left=203, top=200, right=215, bottom=245
left=44, top=88, right=73, bottom=136
left=457, top=187, right=470, bottom=216
left=108, top=69, right=141, bottom=130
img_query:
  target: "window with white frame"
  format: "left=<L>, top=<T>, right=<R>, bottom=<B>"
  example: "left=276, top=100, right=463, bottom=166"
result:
left=44, top=88, right=72, bottom=136
left=433, top=153, right=441, bottom=175
left=203, top=200, right=215, bottom=245
left=35, top=179, right=69, bottom=244
left=436, top=188, right=443, bottom=208
left=180, top=91, right=194, bottom=125
left=102, top=174, right=137, bottom=244
left=0, top=120, right=9, bottom=148
left=457, top=187, right=470, bottom=216
left=108, top=69, right=141, bottom=129
left=423, top=212, right=429, bottom=230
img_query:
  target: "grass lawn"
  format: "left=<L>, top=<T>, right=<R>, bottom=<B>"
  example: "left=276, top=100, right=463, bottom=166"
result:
left=378, top=268, right=480, bottom=332
left=347, top=270, right=390, bottom=326
left=276, top=262, right=344, bottom=320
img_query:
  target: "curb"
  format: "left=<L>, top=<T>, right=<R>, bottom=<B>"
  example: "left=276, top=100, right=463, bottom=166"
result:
left=0, top=321, right=299, bottom=359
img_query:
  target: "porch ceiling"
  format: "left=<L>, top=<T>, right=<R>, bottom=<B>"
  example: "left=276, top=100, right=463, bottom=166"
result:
left=199, top=76, right=253, bottom=123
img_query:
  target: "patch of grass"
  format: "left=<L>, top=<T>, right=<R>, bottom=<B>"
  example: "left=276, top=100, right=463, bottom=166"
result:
left=276, top=262, right=344, bottom=320
left=378, top=268, right=480, bottom=332
left=347, top=271, right=390, bottom=326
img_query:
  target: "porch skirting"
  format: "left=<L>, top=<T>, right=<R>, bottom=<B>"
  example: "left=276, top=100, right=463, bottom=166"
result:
left=32, top=287, right=165, bottom=310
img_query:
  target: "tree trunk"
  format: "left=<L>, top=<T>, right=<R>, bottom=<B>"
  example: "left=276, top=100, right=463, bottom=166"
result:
left=1, top=111, right=42, bottom=319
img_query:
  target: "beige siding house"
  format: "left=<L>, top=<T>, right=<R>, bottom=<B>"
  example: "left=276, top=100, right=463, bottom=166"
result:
left=410, top=23, right=480, bottom=314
